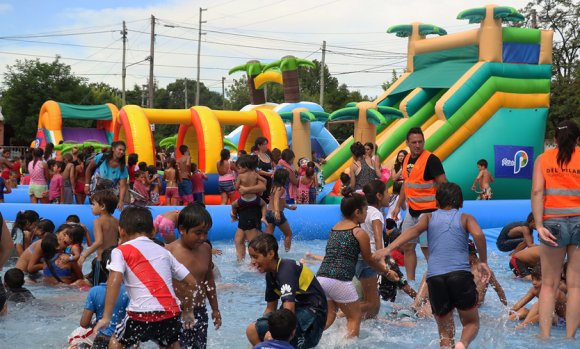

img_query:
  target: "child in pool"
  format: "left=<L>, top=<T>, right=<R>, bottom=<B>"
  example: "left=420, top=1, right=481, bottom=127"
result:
left=230, top=154, right=267, bottom=262
left=509, top=245, right=540, bottom=280
left=43, top=225, right=79, bottom=285
left=80, top=247, right=129, bottom=349
left=163, top=158, right=181, bottom=206
left=297, top=167, right=316, bottom=204
left=15, top=226, right=62, bottom=282
left=167, top=203, right=221, bottom=349
left=93, top=206, right=199, bottom=349
left=253, top=308, right=297, bottom=349
left=65, top=214, right=92, bottom=246
left=11, top=210, right=40, bottom=256
left=374, top=182, right=491, bottom=349
left=78, top=190, right=119, bottom=286
left=4, top=268, right=34, bottom=303
left=31, top=219, right=55, bottom=243
left=509, top=264, right=567, bottom=330
left=246, top=234, right=327, bottom=349
left=154, top=209, right=180, bottom=244
left=467, top=240, right=507, bottom=307
left=64, top=224, right=87, bottom=265
left=265, top=169, right=297, bottom=252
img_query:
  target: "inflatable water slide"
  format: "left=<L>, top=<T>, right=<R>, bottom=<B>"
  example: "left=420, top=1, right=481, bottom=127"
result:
left=321, top=5, right=552, bottom=201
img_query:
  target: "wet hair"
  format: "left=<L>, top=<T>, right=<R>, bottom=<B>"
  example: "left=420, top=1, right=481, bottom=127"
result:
left=435, top=182, right=463, bottom=209
left=406, top=127, right=425, bottom=141
left=219, top=149, right=230, bottom=165
left=236, top=154, right=259, bottom=170
left=53, top=161, right=65, bottom=172
left=40, top=233, right=58, bottom=260
left=137, top=162, right=147, bottom=172
left=268, top=309, right=296, bottom=341
left=280, top=149, right=295, bottom=163
left=4, top=268, right=25, bottom=289
left=68, top=224, right=86, bottom=245
left=340, top=172, right=350, bottom=186
left=127, top=153, right=139, bottom=166
left=350, top=142, right=365, bottom=159
left=36, top=219, right=55, bottom=235
left=178, top=203, right=213, bottom=232
left=531, top=263, right=542, bottom=280
left=477, top=159, right=488, bottom=168
left=526, top=212, right=535, bottom=229
left=32, top=148, right=44, bottom=167
left=340, top=187, right=367, bottom=218
left=91, top=189, right=118, bottom=214
left=272, top=168, right=289, bottom=191
left=554, top=120, right=580, bottom=168
left=179, top=145, right=188, bottom=155
left=363, top=180, right=387, bottom=206
left=66, top=215, right=80, bottom=223
left=62, top=153, right=73, bottom=163
left=254, top=136, right=268, bottom=147
left=12, top=210, right=40, bottom=240
left=119, top=206, right=154, bottom=236
left=248, top=233, right=279, bottom=260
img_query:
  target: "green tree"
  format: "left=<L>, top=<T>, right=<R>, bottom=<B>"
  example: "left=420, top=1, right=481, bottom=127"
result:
left=382, top=70, right=401, bottom=91
left=519, top=0, right=580, bottom=136
left=1, top=58, right=93, bottom=144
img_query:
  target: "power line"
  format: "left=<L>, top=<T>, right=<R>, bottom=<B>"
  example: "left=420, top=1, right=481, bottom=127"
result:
left=0, top=29, right=118, bottom=40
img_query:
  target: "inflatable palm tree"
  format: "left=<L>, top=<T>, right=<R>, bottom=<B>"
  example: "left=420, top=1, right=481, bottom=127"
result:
left=457, top=5, right=524, bottom=23
left=387, top=23, right=447, bottom=72
left=329, top=103, right=403, bottom=145
left=228, top=60, right=267, bottom=105
left=263, top=56, right=316, bottom=103
left=279, top=110, right=328, bottom=164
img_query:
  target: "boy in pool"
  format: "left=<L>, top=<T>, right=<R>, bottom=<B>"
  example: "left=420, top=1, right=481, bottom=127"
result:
left=80, top=248, right=129, bottom=349
left=4, top=268, right=34, bottom=303
left=78, top=190, right=119, bottom=286
left=374, top=182, right=491, bottom=349
left=509, top=245, right=540, bottom=280
left=254, top=308, right=297, bottom=349
left=166, top=203, right=221, bottom=349
left=66, top=214, right=92, bottom=246
left=509, top=264, right=567, bottom=330
left=471, top=159, right=493, bottom=200
left=93, top=206, right=199, bottom=349
left=496, top=213, right=536, bottom=253
left=246, top=234, right=327, bottom=349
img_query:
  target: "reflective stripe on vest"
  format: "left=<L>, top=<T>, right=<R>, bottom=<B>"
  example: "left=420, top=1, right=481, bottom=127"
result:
left=540, top=148, right=580, bottom=220
left=402, top=150, right=437, bottom=211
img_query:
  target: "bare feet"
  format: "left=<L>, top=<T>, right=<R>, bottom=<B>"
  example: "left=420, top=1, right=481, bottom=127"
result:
left=455, top=341, right=466, bottom=349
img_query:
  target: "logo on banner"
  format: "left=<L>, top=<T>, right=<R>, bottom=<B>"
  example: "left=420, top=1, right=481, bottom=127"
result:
left=494, top=145, right=534, bottom=179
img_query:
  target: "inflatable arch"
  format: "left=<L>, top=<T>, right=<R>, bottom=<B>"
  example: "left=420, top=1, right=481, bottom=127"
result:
left=114, top=106, right=288, bottom=172
left=35, top=100, right=118, bottom=148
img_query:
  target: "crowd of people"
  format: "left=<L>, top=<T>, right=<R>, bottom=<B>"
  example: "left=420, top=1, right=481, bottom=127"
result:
left=0, top=120, right=578, bottom=349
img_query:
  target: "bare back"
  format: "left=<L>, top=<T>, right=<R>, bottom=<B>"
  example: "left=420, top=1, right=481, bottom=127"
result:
left=178, top=155, right=191, bottom=179
left=95, top=215, right=119, bottom=258
left=478, top=169, right=493, bottom=189
left=164, top=167, right=177, bottom=187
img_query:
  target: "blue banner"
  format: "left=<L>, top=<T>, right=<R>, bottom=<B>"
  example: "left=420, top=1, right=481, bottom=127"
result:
left=494, top=145, right=534, bottom=179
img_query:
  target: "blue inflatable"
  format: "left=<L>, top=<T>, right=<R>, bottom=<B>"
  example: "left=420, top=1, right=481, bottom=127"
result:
left=0, top=200, right=530, bottom=244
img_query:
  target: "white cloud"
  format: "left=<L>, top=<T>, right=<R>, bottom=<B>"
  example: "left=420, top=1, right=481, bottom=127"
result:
left=0, top=0, right=531, bottom=99
left=0, top=3, right=13, bottom=13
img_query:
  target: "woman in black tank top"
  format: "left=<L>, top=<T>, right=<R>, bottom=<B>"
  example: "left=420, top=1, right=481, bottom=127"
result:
left=255, top=137, right=273, bottom=203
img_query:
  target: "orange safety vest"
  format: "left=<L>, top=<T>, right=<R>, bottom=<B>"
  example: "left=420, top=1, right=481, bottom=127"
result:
left=539, top=148, right=580, bottom=220
left=402, top=150, right=437, bottom=211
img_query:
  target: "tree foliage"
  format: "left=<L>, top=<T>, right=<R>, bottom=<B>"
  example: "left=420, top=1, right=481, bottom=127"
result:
left=520, top=0, right=580, bottom=136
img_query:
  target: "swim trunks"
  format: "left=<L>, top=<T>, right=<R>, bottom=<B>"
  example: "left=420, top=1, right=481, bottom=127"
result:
left=116, top=313, right=181, bottom=347
left=165, top=187, right=179, bottom=201
left=426, top=270, right=478, bottom=316
left=509, top=256, right=532, bottom=278
left=266, top=210, right=287, bottom=227
left=179, top=306, right=208, bottom=349
left=178, top=179, right=193, bottom=203
left=237, top=196, right=263, bottom=231
left=218, top=179, right=235, bottom=194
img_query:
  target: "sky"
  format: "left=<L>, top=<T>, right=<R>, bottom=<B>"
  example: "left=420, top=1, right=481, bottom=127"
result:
left=0, top=0, right=531, bottom=100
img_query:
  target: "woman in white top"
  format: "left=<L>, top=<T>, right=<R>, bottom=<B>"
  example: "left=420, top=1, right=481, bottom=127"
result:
left=357, top=179, right=391, bottom=318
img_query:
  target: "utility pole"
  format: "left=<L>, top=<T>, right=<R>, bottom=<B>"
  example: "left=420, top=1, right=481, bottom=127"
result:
left=196, top=7, right=207, bottom=106
left=221, top=77, right=226, bottom=109
left=319, top=40, right=326, bottom=107
left=531, top=9, right=538, bottom=29
left=148, top=15, right=155, bottom=108
left=141, top=84, right=147, bottom=107
left=184, top=78, right=188, bottom=108
left=121, top=21, right=127, bottom=106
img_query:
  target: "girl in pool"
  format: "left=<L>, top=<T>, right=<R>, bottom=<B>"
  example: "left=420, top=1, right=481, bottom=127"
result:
left=374, top=182, right=490, bottom=349
left=316, top=187, right=390, bottom=338
left=265, top=169, right=297, bottom=252
left=163, top=158, right=181, bottom=206
left=42, top=224, right=79, bottom=285
left=11, top=210, right=40, bottom=256
left=153, top=209, right=180, bottom=244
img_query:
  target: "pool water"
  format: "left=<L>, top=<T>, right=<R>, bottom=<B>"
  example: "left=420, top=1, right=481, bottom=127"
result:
left=0, top=237, right=577, bottom=349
